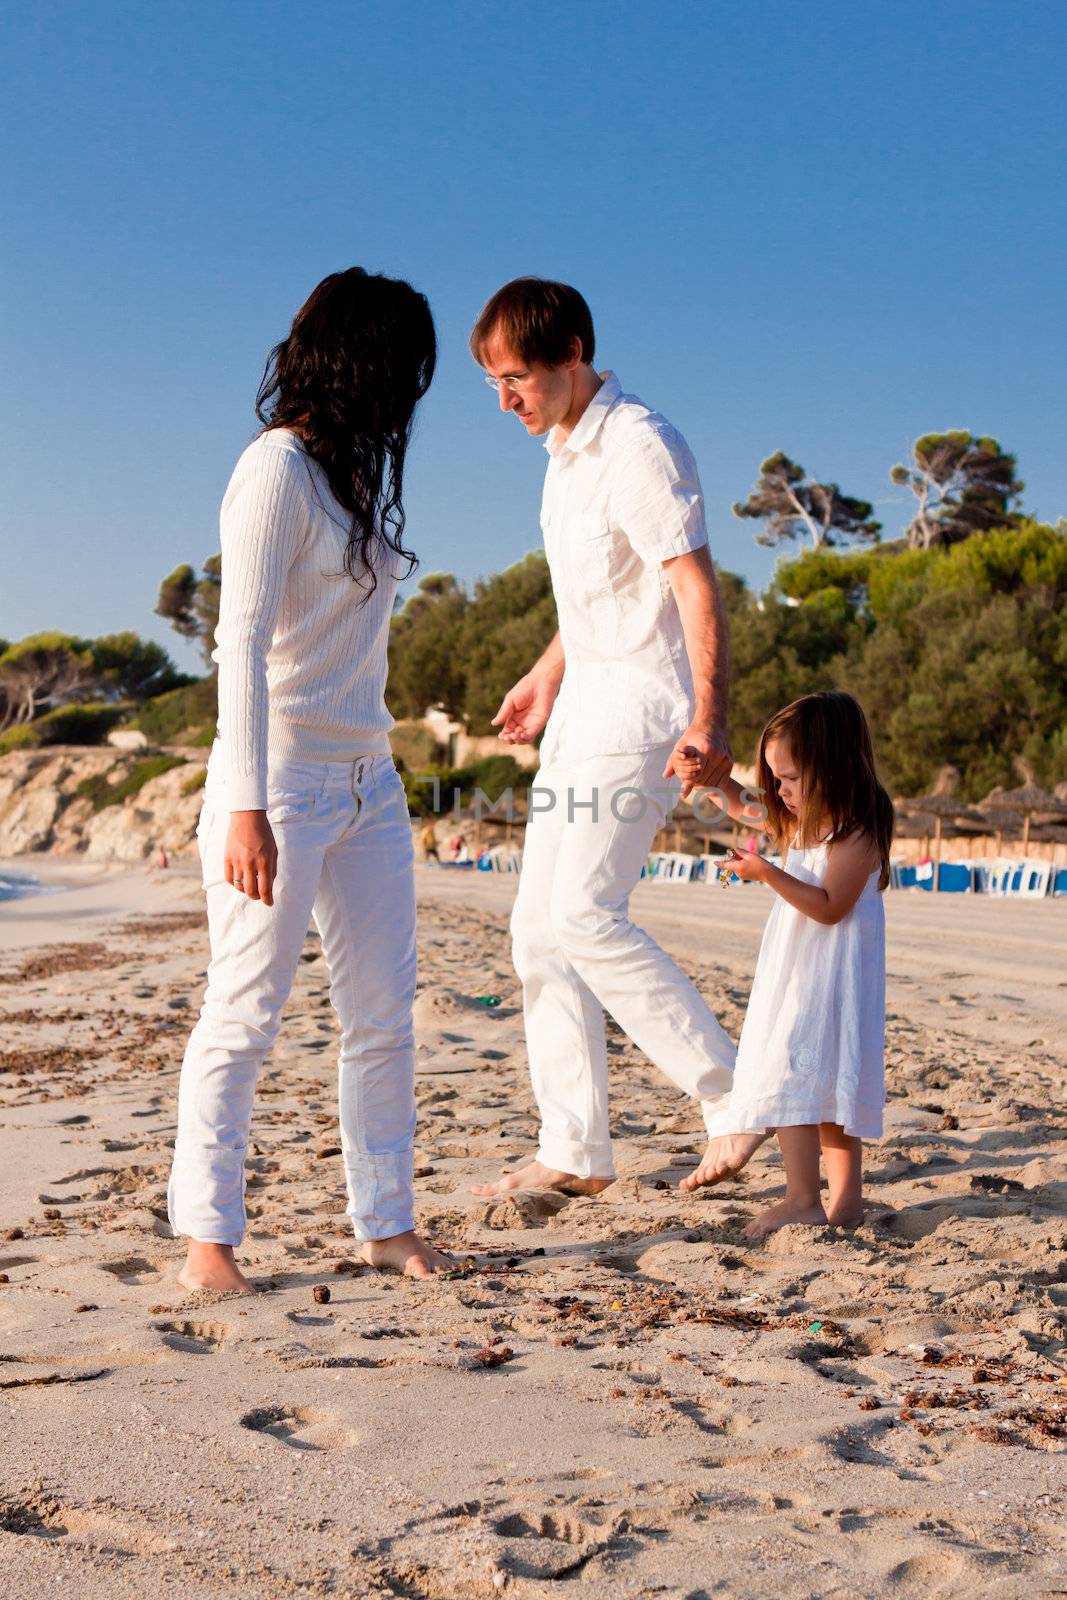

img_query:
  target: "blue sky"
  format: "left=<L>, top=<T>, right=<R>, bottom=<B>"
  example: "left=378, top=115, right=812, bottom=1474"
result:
left=2, top=0, right=1064, bottom=674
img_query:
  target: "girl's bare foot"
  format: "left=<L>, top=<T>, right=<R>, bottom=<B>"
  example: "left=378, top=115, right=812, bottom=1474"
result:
left=740, top=1198, right=828, bottom=1240
left=360, top=1230, right=452, bottom=1279
left=680, top=1131, right=769, bottom=1191
left=177, top=1241, right=256, bottom=1295
left=471, top=1160, right=613, bottom=1199
left=825, top=1204, right=864, bottom=1231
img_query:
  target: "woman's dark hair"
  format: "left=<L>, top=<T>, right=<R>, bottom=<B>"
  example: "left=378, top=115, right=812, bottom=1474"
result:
left=255, top=267, right=436, bottom=598
left=755, top=691, right=895, bottom=890
left=469, top=277, right=595, bottom=369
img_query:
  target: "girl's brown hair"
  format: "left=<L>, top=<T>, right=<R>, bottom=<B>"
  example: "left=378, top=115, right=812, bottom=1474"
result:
left=756, top=691, right=894, bottom=889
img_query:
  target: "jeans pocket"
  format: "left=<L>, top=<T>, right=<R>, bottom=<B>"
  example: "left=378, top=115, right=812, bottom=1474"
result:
left=265, top=784, right=322, bottom=825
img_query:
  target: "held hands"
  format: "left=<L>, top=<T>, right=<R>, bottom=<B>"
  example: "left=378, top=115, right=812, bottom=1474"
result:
left=662, top=727, right=732, bottom=799
left=225, top=811, right=278, bottom=906
left=492, top=669, right=560, bottom=746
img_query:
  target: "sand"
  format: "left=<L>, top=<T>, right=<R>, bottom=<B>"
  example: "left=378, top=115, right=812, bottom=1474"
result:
left=0, top=860, right=1063, bottom=1598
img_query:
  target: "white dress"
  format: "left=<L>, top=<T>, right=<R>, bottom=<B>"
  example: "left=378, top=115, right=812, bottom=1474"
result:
left=718, top=838, right=886, bottom=1139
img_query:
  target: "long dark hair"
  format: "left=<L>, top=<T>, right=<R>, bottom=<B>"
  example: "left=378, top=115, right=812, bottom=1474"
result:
left=255, top=267, right=436, bottom=599
left=756, top=690, right=895, bottom=889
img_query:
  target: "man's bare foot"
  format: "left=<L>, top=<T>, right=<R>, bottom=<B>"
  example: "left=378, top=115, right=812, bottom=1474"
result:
left=177, top=1241, right=256, bottom=1295
left=740, top=1199, right=828, bottom=1240
left=360, top=1230, right=452, bottom=1279
left=679, top=1132, right=770, bottom=1191
left=470, top=1159, right=613, bottom=1199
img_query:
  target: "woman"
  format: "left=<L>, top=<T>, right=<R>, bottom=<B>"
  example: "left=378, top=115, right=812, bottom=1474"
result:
left=167, top=268, right=447, bottom=1293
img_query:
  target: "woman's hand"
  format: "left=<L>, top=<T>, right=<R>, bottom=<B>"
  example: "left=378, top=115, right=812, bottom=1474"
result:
left=225, top=811, right=278, bottom=906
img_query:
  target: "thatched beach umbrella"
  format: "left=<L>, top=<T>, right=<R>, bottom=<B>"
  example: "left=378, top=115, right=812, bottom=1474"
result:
left=977, top=766, right=1067, bottom=852
left=897, top=770, right=985, bottom=888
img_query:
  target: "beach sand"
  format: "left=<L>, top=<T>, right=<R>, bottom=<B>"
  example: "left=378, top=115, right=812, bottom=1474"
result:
left=0, top=861, right=1063, bottom=1597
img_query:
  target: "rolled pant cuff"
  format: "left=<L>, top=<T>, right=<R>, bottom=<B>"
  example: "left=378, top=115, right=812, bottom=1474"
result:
left=701, top=1098, right=743, bottom=1139
left=347, top=1212, right=417, bottom=1244
left=167, top=1211, right=244, bottom=1249
left=537, top=1137, right=615, bottom=1181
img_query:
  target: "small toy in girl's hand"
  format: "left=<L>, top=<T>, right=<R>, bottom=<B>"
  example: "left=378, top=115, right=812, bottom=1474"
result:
left=715, top=856, right=736, bottom=888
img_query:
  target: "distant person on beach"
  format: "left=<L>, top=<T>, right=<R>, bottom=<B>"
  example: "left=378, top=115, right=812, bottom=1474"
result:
left=167, top=268, right=450, bottom=1293
left=420, top=821, right=440, bottom=863
left=467, top=277, right=757, bottom=1201
left=677, top=692, right=893, bottom=1233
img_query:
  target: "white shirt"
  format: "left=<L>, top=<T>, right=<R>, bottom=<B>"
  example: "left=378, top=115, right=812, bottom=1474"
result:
left=539, top=372, right=708, bottom=760
left=212, top=429, right=397, bottom=810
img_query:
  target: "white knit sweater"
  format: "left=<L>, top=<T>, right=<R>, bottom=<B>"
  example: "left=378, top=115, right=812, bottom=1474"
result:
left=211, top=428, right=398, bottom=810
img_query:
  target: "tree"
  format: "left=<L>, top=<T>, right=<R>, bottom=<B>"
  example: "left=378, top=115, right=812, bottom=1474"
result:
left=460, top=553, right=558, bottom=733
left=156, top=555, right=222, bottom=667
left=90, top=632, right=192, bottom=701
left=0, top=632, right=96, bottom=731
left=386, top=573, right=469, bottom=721
left=733, top=451, right=881, bottom=550
left=890, top=432, right=1023, bottom=549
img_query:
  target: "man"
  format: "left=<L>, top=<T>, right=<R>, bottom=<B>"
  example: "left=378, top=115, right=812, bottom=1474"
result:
left=468, top=278, right=764, bottom=1199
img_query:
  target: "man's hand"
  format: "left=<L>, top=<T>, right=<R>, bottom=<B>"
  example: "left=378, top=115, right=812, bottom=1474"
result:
left=662, top=726, right=732, bottom=799
left=225, top=811, right=278, bottom=906
left=492, top=669, right=560, bottom=746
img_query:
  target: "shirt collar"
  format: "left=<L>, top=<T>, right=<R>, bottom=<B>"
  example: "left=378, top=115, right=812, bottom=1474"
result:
left=545, top=371, right=621, bottom=458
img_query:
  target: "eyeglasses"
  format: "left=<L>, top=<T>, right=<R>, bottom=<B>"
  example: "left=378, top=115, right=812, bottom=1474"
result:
left=484, top=372, right=533, bottom=393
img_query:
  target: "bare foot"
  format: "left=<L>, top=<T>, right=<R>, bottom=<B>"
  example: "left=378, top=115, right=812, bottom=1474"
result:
left=177, top=1241, right=256, bottom=1295
left=470, top=1159, right=614, bottom=1199
left=825, top=1205, right=864, bottom=1231
left=361, top=1230, right=452, bottom=1279
left=679, top=1132, right=770, bottom=1191
left=740, top=1198, right=828, bottom=1240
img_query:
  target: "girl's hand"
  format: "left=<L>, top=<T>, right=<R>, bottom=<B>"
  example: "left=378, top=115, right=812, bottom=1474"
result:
left=725, top=847, right=769, bottom=883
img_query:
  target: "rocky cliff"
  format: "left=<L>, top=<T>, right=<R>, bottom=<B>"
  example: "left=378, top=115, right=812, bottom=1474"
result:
left=0, top=746, right=207, bottom=861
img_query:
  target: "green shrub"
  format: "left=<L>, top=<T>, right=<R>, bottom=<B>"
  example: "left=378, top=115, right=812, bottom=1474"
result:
left=389, top=721, right=447, bottom=773
left=0, top=723, right=41, bottom=754
left=0, top=702, right=128, bottom=755
left=402, top=754, right=531, bottom=817
left=135, top=675, right=218, bottom=744
left=36, top=702, right=129, bottom=744
left=181, top=767, right=207, bottom=795
left=76, top=754, right=187, bottom=812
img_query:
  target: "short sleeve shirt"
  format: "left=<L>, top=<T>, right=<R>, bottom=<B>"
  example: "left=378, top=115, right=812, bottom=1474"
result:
left=539, top=372, right=708, bottom=761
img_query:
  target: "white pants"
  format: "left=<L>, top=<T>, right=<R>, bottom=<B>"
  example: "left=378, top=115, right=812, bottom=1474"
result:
left=511, top=742, right=738, bottom=1179
left=167, top=746, right=417, bottom=1247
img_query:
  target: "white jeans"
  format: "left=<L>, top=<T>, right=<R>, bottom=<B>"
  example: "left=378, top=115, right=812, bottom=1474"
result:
left=167, top=745, right=417, bottom=1247
left=512, top=743, right=737, bottom=1178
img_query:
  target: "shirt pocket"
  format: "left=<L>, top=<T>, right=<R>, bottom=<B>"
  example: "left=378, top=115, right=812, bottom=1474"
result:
left=570, top=515, right=617, bottom=601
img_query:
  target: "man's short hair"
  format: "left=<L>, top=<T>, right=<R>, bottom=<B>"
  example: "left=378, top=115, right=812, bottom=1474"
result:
left=470, top=277, right=596, bottom=369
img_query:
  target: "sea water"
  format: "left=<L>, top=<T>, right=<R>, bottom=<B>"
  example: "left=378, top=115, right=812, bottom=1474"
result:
left=0, top=869, right=64, bottom=904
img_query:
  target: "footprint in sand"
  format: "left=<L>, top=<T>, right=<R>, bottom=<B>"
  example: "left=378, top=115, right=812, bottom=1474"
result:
left=98, top=1255, right=162, bottom=1286
left=489, top=1507, right=616, bottom=1580
left=238, top=1404, right=357, bottom=1451
left=153, top=1319, right=229, bottom=1355
left=482, top=1190, right=572, bottom=1230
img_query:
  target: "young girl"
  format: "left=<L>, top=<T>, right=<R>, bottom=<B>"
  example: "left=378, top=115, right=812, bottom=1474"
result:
left=682, top=691, right=893, bottom=1239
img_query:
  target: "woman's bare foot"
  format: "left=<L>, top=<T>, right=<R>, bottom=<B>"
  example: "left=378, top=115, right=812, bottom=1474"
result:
left=177, top=1241, right=256, bottom=1295
left=470, top=1160, right=614, bottom=1199
left=740, top=1198, right=828, bottom=1240
left=679, top=1132, right=769, bottom=1191
left=360, top=1230, right=452, bottom=1279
